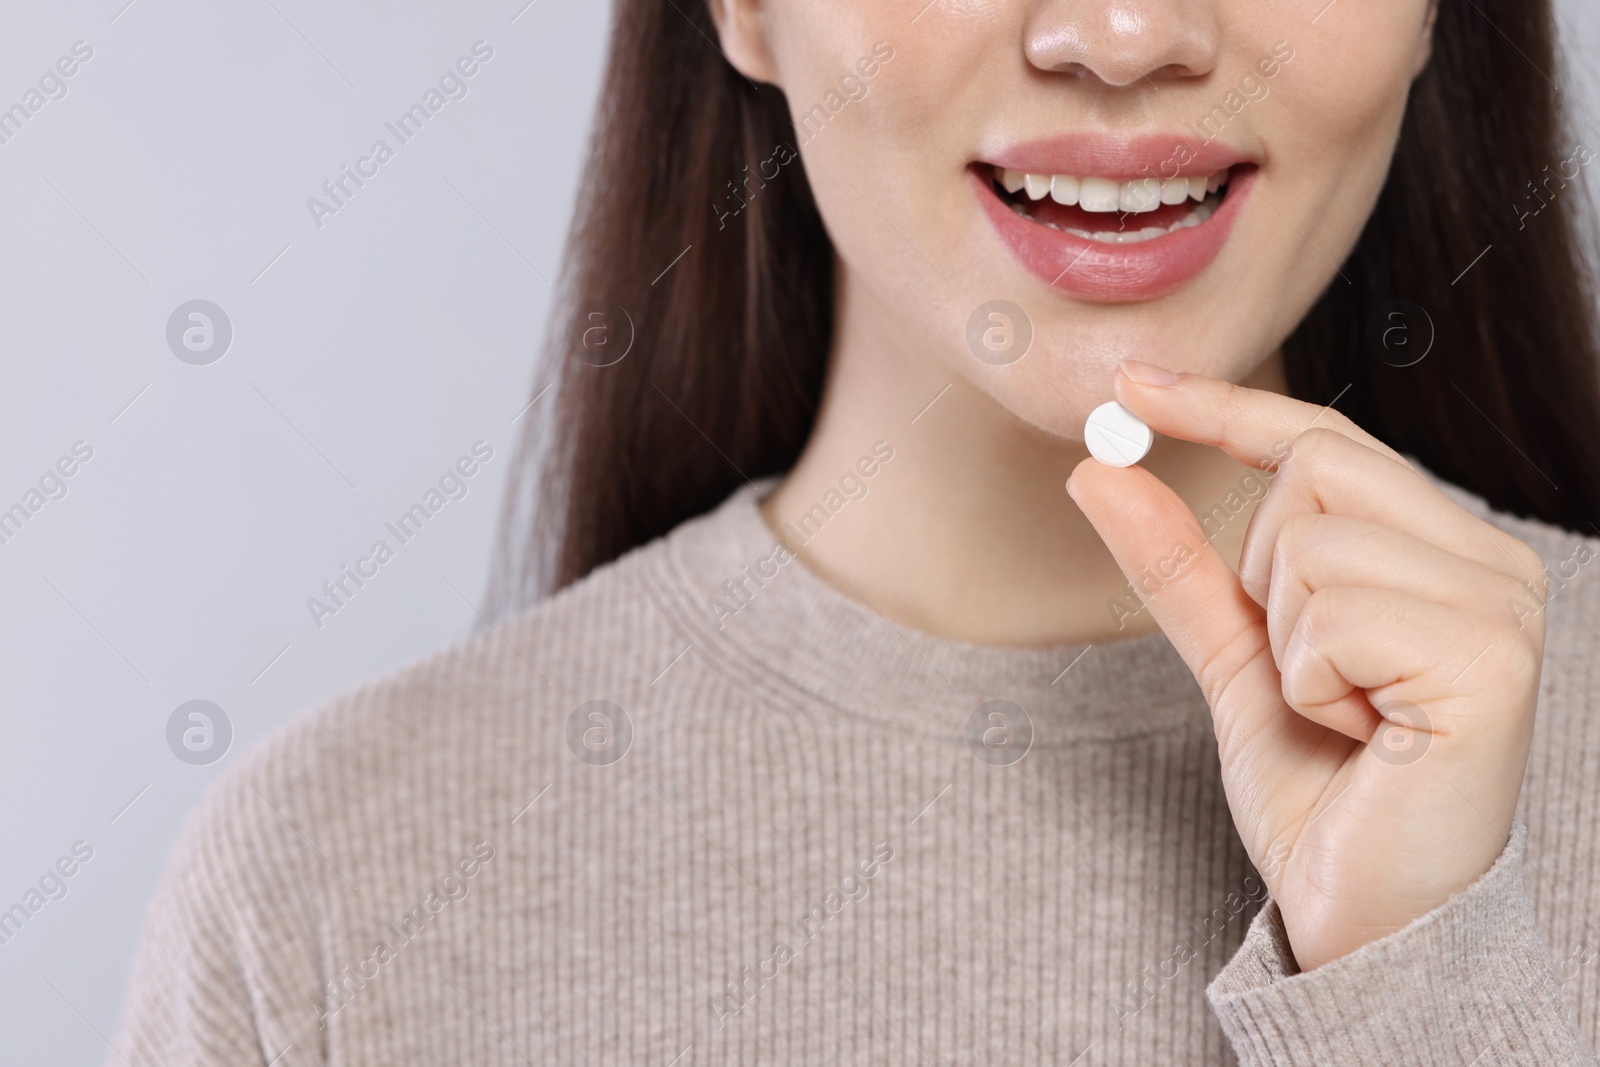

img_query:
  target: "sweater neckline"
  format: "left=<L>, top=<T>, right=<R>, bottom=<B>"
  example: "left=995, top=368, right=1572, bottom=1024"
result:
left=659, top=476, right=1207, bottom=743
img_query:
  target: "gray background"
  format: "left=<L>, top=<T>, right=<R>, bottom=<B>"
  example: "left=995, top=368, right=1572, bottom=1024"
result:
left=1, top=1, right=1598, bottom=1062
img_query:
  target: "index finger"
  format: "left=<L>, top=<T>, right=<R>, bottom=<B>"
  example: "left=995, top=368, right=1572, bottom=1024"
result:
left=1110, top=360, right=1535, bottom=587
left=1110, top=360, right=1414, bottom=472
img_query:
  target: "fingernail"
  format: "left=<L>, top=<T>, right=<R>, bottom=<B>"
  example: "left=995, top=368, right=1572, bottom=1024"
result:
left=1119, top=358, right=1179, bottom=386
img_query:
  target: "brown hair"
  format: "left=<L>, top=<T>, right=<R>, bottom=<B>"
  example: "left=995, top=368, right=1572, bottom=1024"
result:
left=486, top=0, right=1600, bottom=618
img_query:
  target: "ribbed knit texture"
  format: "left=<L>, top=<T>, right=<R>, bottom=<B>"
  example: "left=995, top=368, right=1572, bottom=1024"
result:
left=109, top=471, right=1600, bottom=1065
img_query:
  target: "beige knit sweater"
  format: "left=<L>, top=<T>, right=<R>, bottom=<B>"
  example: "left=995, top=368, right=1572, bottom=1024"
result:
left=111, top=471, right=1600, bottom=1065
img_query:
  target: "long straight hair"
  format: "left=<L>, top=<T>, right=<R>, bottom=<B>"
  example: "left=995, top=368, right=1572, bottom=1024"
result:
left=486, top=0, right=1600, bottom=618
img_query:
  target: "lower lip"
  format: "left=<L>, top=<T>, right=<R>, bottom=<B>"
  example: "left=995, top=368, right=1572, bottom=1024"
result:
left=971, top=166, right=1252, bottom=302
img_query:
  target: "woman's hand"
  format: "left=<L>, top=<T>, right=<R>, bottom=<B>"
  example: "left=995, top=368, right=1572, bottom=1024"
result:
left=1066, top=361, right=1550, bottom=972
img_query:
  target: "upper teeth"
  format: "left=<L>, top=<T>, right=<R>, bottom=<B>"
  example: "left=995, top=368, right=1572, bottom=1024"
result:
left=999, top=168, right=1229, bottom=213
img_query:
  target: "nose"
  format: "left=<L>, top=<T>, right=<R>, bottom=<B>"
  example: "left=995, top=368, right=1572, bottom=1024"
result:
left=1024, top=0, right=1220, bottom=86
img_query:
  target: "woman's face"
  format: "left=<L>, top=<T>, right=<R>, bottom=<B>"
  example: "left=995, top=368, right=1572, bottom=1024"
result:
left=716, top=0, right=1436, bottom=438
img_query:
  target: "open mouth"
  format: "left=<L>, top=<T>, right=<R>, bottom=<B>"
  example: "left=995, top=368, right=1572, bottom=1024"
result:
left=983, top=163, right=1241, bottom=244
left=971, top=148, right=1256, bottom=301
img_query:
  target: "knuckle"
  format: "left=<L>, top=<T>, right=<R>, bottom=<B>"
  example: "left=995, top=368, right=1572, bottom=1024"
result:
left=1296, top=586, right=1370, bottom=648
left=1196, top=621, right=1267, bottom=711
left=1274, top=512, right=1321, bottom=565
left=1269, top=513, right=1321, bottom=595
left=1276, top=427, right=1334, bottom=490
left=1296, top=587, right=1336, bottom=646
left=1506, top=539, right=1549, bottom=591
left=1496, top=634, right=1545, bottom=691
left=1218, top=378, right=1247, bottom=421
left=1319, top=408, right=1364, bottom=441
left=1493, top=570, right=1543, bottom=621
left=1287, top=425, right=1340, bottom=466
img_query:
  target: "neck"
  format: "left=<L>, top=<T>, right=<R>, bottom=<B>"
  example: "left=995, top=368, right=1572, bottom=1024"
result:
left=759, top=273, right=1287, bottom=648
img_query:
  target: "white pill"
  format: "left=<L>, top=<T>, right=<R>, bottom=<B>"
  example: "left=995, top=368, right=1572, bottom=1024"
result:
left=1084, top=401, right=1153, bottom=467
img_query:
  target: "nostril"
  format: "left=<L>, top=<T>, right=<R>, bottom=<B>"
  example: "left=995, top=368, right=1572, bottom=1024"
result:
left=1049, top=62, right=1095, bottom=80
left=1024, top=5, right=1220, bottom=85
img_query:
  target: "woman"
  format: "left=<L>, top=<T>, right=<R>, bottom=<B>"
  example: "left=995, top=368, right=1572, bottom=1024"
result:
left=113, top=0, right=1600, bottom=1063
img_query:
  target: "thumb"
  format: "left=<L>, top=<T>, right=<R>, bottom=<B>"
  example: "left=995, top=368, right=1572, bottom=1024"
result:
left=1066, top=457, right=1291, bottom=764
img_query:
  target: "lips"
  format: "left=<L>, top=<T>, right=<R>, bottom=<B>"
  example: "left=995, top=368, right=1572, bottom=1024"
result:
left=974, top=134, right=1257, bottom=302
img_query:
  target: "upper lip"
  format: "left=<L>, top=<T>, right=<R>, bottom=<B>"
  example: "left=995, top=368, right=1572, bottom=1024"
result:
left=979, top=133, right=1256, bottom=180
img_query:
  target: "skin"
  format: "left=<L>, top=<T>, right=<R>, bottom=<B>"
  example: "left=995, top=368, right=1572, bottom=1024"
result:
left=706, top=0, right=1547, bottom=971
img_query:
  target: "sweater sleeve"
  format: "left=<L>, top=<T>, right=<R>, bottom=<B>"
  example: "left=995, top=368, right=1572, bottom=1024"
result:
left=107, top=762, right=330, bottom=1067
left=1207, top=818, right=1597, bottom=1064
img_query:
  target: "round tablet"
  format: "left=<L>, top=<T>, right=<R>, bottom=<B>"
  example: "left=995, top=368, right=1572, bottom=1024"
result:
left=1084, top=401, right=1153, bottom=467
